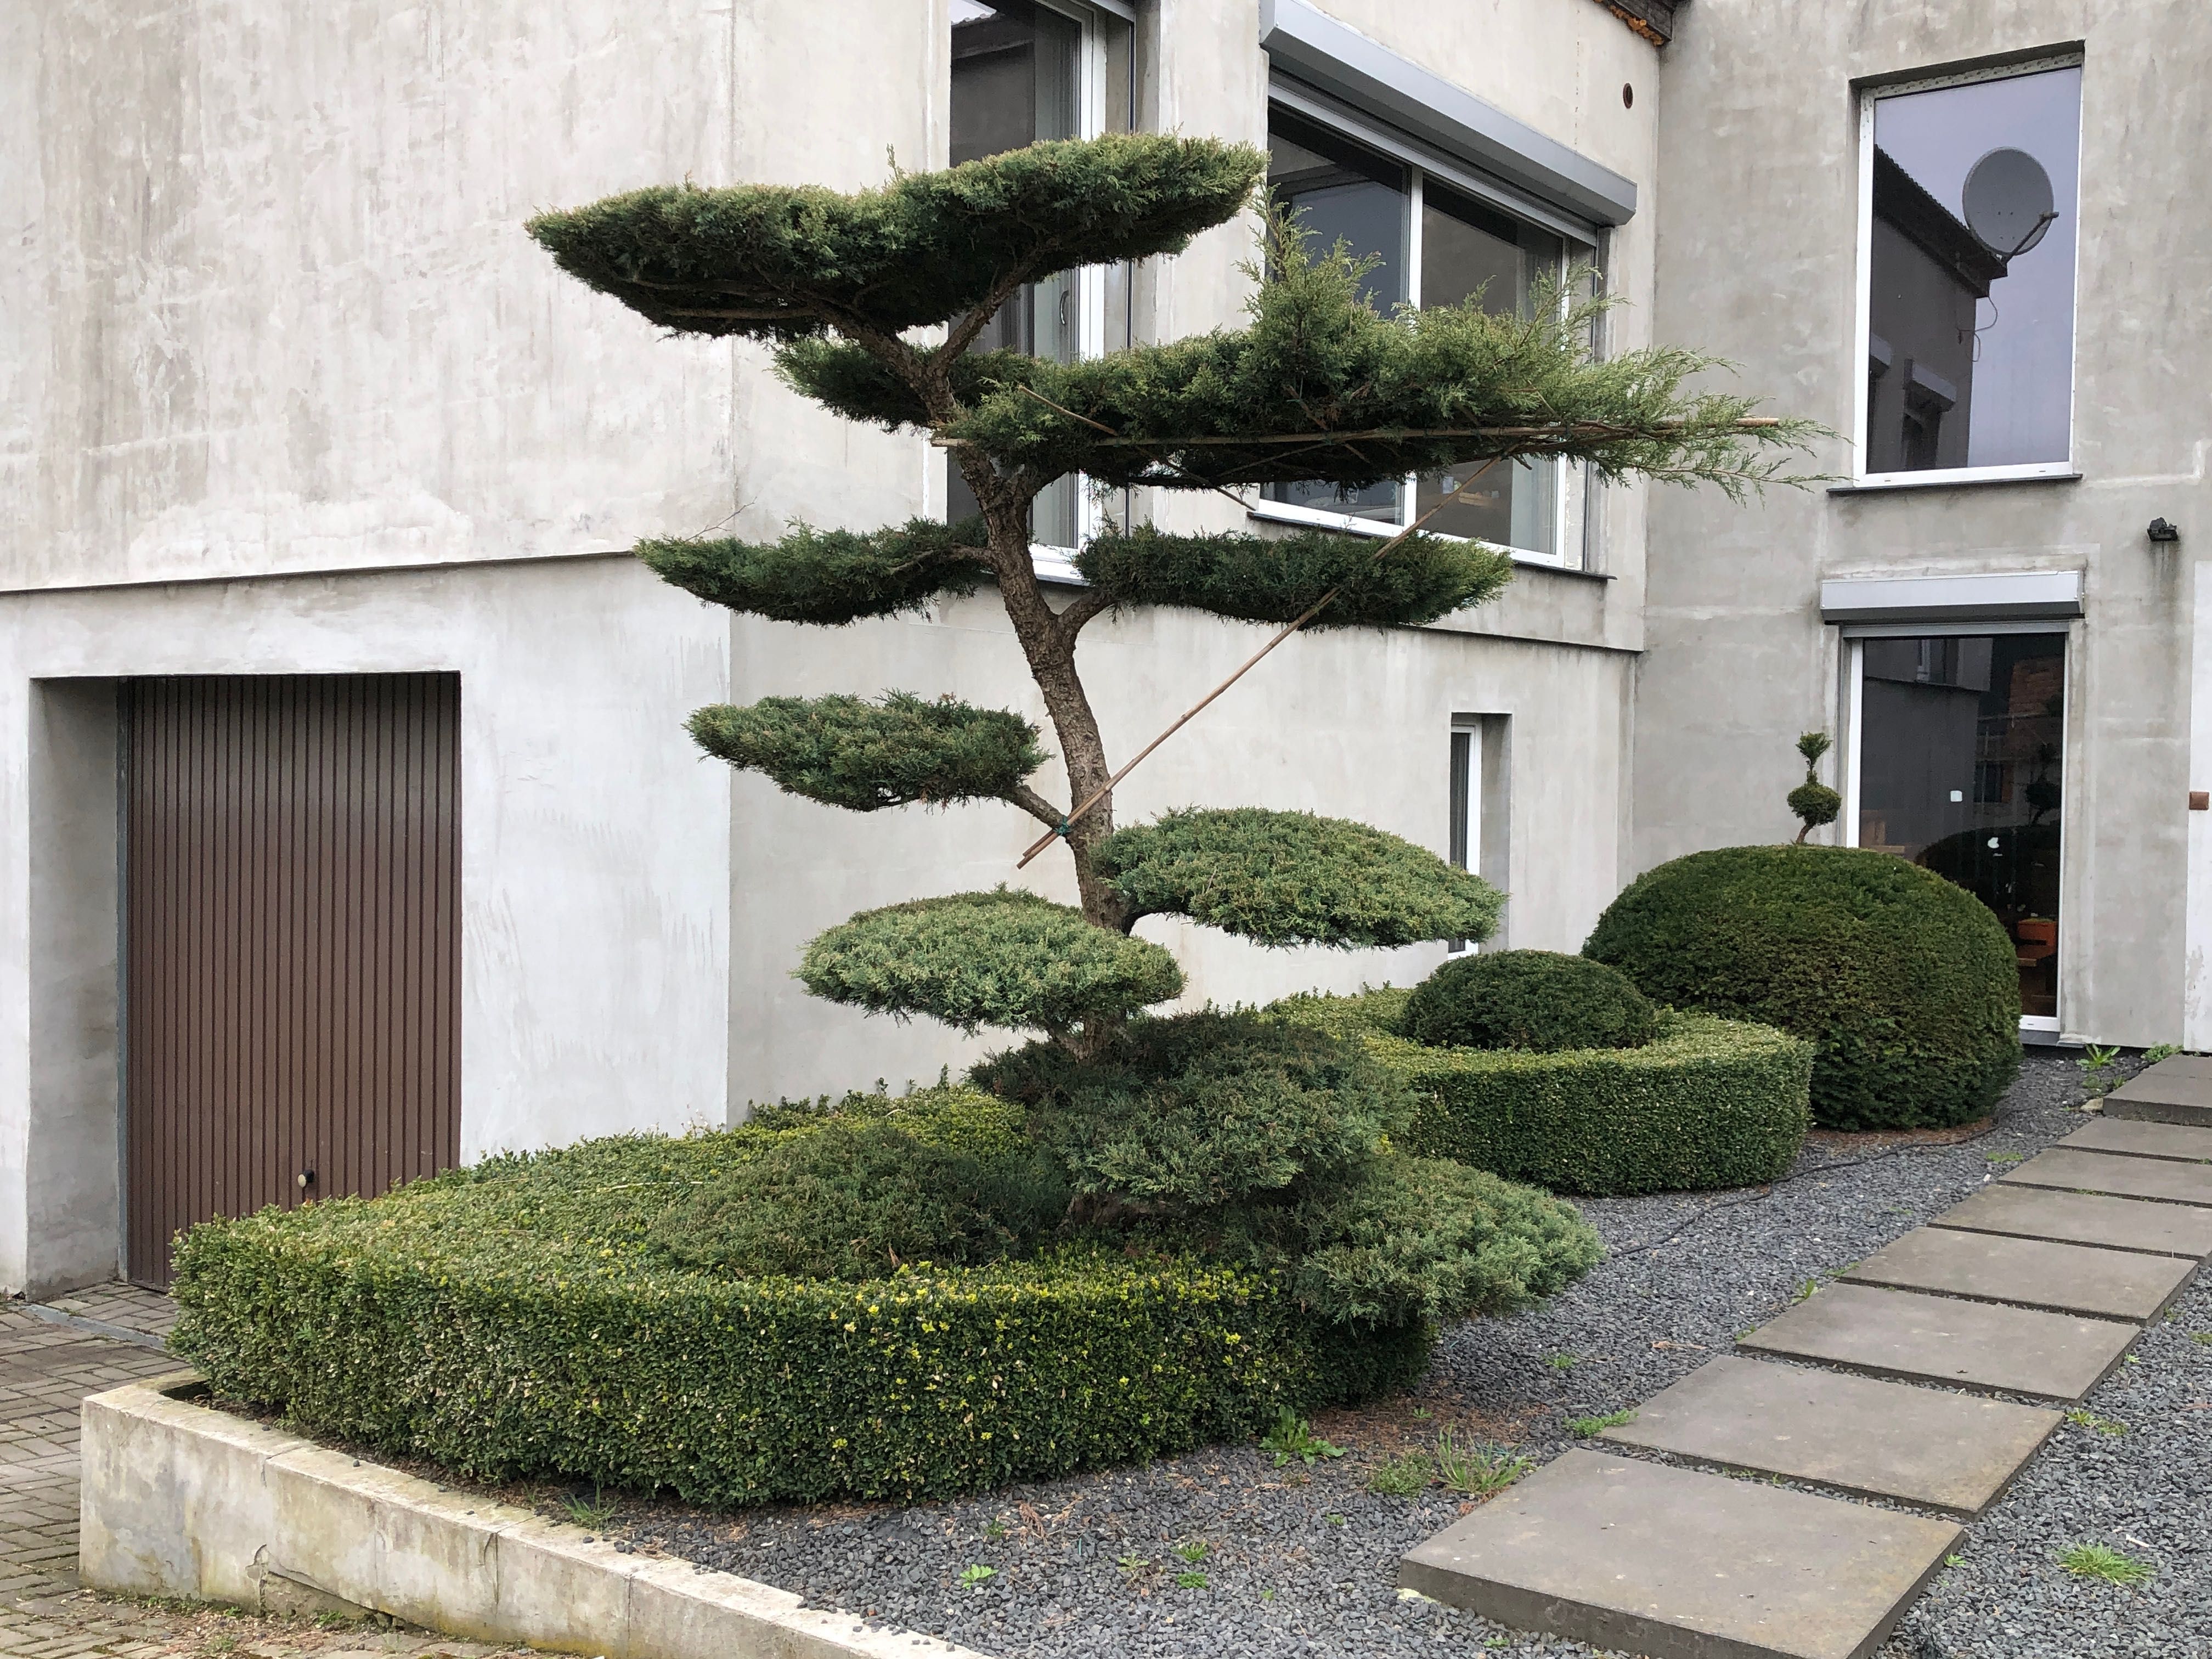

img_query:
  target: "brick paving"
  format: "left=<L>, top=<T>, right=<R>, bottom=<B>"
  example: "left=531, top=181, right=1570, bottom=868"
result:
left=0, top=1286, right=523, bottom=1659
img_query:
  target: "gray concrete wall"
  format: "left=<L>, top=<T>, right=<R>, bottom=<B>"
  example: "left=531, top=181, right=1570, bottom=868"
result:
left=1, top=0, right=1682, bottom=1283
left=1645, top=1, right=2212, bottom=1047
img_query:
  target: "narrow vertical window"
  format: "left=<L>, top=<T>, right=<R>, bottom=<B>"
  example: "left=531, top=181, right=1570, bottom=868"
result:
left=947, top=1, right=1130, bottom=552
left=1448, top=721, right=1481, bottom=953
left=1861, top=64, right=2082, bottom=479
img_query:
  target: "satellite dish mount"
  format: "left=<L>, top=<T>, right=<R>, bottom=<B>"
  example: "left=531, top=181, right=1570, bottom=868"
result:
left=1962, top=147, right=2059, bottom=266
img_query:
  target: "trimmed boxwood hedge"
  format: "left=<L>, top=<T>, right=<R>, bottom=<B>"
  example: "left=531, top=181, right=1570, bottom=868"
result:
left=167, top=1088, right=1431, bottom=1507
left=1583, top=845, right=2022, bottom=1130
left=1277, top=990, right=1812, bottom=1196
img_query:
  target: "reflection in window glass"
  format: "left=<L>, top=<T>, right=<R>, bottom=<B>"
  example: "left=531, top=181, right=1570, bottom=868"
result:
left=947, top=1, right=1093, bottom=548
left=1865, top=67, right=2081, bottom=473
left=1417, top=183, right=1563, bottom=551
left=1857, top=633, right=2066, bottom=1018
left=1262, top=111, right=1408, bottom=523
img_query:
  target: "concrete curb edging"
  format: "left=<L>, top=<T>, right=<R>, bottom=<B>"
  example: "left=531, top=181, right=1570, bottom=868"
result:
left=80, top=1374, right=985, bottom=1659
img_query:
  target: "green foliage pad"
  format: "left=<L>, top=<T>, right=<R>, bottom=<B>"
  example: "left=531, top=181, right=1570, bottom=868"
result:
left=1076, top=525, right=1513, bottom=630
left=639, top=517, right=992, bottom=627
left=1280, top=991, right=1813, bottom=1197
left=1583, top=845, right=2021, bottom=1131
left=525, top=134, right=1264, bottom=341
left=799, top=888, right=1184, bottom=1036
left=1404, top=950, right=1658, bottom=1053
left=689, top=693, right=1045, bottom=811
left=1096, top=808, right=1502, bottom=949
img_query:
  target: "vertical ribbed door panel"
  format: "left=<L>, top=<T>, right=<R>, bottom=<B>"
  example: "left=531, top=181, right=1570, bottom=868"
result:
left=123, top=675, right=460, bottom=1288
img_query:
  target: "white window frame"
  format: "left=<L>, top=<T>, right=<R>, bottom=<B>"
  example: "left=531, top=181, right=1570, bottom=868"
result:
left=1245, top=109, right=1595, bottom=569
left=1848, top=53, right=2086, bottom=492
left=1839, top=620, right=2076, bottom=1035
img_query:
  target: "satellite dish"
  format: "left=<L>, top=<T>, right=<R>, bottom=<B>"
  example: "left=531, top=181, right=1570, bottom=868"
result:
left=1962, top=148, right=2057, bottom=261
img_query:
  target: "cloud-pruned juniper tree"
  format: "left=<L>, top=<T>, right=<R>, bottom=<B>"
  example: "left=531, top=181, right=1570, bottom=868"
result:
left=530, top=134, right=1808, bottom=1063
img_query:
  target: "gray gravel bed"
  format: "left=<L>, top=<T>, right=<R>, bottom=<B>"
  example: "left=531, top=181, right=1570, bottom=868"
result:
left=603, top=1050, right=2208, bottom=1658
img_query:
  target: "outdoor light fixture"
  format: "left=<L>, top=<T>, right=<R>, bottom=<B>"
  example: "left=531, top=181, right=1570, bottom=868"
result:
left=2149, top=517, right=2182, bottom=543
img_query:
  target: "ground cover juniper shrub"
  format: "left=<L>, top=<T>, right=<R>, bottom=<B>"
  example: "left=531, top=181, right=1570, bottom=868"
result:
left=1278, top=990, right=1812, bottom=1197
left=1583, top=844, right=2021, bottom=1131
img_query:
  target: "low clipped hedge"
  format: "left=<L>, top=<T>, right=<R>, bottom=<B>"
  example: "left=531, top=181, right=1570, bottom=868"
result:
left=1277, top=990, right=1812, bottom=1196
left=168, top=1090, right=1425, bottom=1508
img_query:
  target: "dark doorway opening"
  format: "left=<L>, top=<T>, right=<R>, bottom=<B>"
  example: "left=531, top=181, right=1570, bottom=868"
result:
left=1857, top=633, right=2064, bottom=1020
left=122, top=674, right=461, bottom=1286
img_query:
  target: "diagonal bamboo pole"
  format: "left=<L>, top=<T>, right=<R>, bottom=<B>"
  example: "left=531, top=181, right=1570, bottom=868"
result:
left=1015, top=454, right=1505, bottom=869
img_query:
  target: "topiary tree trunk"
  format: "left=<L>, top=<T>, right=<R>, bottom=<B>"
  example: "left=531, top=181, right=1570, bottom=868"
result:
left=529, top=134, right=1811, bottom=1056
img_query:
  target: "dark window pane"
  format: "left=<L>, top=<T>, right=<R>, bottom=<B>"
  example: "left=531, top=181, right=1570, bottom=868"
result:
left=1858, top=632, right=2065, bottom=1017
left=947, top=1, right=1085, bottom=544
left=1865, top=67, right=2081, bottom=472
left=1416, top=183, right=1564, bottom=552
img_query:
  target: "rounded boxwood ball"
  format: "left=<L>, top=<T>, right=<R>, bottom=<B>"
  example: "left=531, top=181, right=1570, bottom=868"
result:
left=1402, top=949, right=1658, bottom=1053
left=1583, top=845, right=2021, bottom=1131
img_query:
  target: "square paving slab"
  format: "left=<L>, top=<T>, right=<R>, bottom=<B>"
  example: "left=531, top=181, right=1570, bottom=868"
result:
left=1400, top=1449, right=1960, bottom=1659
left=2003, top=1147, right=2212, bottom=1207
left=1600, top=1356, right=2059, bottom=1517
left=2061, top=1118, right=2212, bottom=1163
left=2104, top=1060, right=2212, bottom=1126
left=1736, top=1283, right=2137, bottom=1401
left=1930, top=1183, right=2212, bottom=1259
left=1837, top=1226, right=2197, bottom=1322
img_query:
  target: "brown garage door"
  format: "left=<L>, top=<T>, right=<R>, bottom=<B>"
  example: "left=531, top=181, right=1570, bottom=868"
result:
left=123, top=674, right=461, bottom=1288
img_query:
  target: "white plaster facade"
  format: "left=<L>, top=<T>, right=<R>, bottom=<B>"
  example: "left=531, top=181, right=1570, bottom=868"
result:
left=2, top=0, right=1666, bottom=1294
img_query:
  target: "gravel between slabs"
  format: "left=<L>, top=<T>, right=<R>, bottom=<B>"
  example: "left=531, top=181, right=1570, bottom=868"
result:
left=601, top=1050, right=2209, bottom=1659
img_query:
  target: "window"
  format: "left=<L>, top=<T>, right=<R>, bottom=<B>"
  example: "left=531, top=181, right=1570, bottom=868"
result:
left=1849, top=631, right=2066, bottom=1025
left=947, top=1, right=1131, bottom=555
left=1447, top=714, right=1508, bottom=951
left=1857, top=61, right=2083, bottom=483
left=1257, top=106, right=1585, bottom=565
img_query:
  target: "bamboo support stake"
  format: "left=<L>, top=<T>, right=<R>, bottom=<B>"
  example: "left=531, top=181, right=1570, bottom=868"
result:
left=1016, top=456, right=1504, bottom=869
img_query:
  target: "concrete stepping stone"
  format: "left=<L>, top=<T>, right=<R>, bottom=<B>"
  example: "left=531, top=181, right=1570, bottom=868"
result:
left=1736, top=1282, right=2137, bottom=1401
left=2104, top=1058, right=2212, bottom=1126
left=2061, top=1117, right=2212, bottom=1163
left=1600, top=1355, right=2059, bottom=1516
left=2003, top=1147, right=2212, bottom=1207
left=1400, top=1448, right=1959, bottom=1659
left=1930, top=1183, right=2212, bottom=1259
left=1837, top=1226, right=2196, bottom=1322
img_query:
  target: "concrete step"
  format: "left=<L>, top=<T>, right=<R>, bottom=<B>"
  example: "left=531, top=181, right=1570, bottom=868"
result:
left=2060, top=1117, right=2212, bottom=1163
left=1400, top=1448, right=1960, bottom=1659
left=1929, top=1182, right=2212, bottom=1259
left=1736, top=1282, right=2138, bottom=1401
left=2004, top=1147, right=2212, bottom=1207
left=1837, top=1226, right=2197, bottom=1322
left=1599, top=1355, right=2059, bottom=1517
left=2104, top=1058, right=2212, bottom=1126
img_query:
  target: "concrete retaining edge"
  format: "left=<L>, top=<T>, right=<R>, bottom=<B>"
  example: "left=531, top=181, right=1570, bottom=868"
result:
left=80, top=1373, right=985, bottom=1659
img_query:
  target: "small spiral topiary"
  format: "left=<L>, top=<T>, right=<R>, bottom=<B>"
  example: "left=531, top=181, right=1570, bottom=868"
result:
left=1402, top=949, right=1658, bottom=1053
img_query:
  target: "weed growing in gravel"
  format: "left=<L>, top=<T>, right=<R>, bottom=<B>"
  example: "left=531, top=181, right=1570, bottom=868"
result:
left=558, top=1488, right=616, bottom=1531
left=2079, top=1046, right=2123, bottom=1096
left=1566, top=1409, right=1637, bottom=1436
left=2145, top=1043, right=2181, bottom=1064
left=983, top=1517, right=1010, bottom=1539
left=1945, top=1554, right=1966, bottom=1568
left=1259, top=1588, right=1276, bottom=1602
left=1175, top=1571, right=1209, bottom=1589
left=2066, top=1410, right=2129, bottom=1436
left=1261, top=1407, right=1344, bottom=1467
left=1984, top=1150, right=2024, bottom=1165
left=2058, top=1544, right=2153, bottom=1586
left=1788, top=1278, right=1822, bottom=1304
left=2192, top=1331, right=2212, bottom=1346
left=1367, top=1449, right=1435, bottom=1496
left=1436, top=1427, right=1533, bottom=1494
left=956, top=1564, right=996, bottom=1588
left=1172, top=1541, right=1210, bottom=1564
left=1545, top=1351, right=1579, bottom=1369
left=1116, top=1555, right=1150, bottom=1572
left=1324, top=1513, right=1348, bottom=1526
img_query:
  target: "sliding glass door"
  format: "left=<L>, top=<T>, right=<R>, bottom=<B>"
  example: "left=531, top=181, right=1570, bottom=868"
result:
left=1852, top=631, right=2066, bottom=1024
